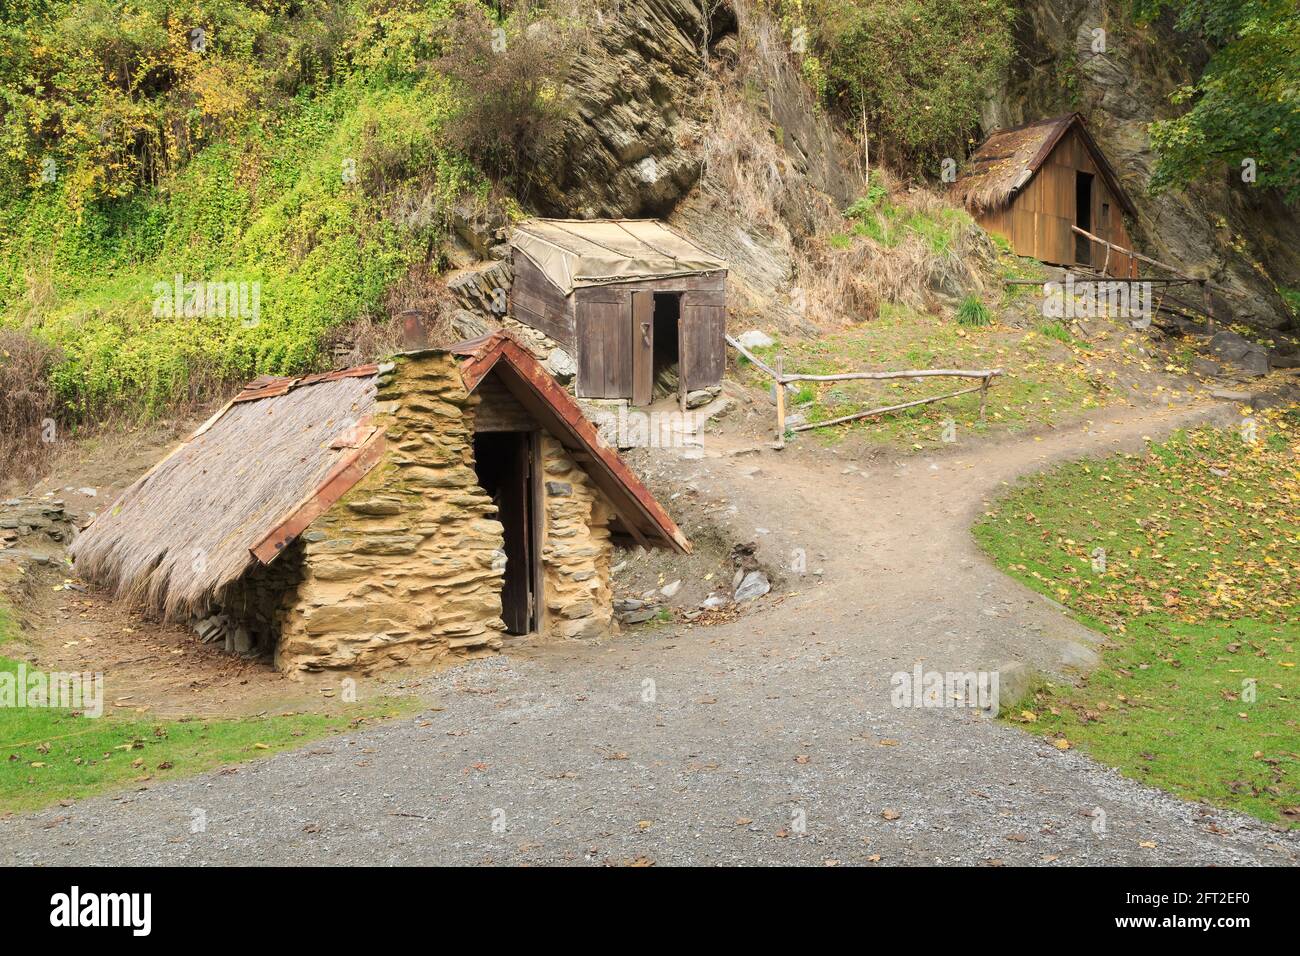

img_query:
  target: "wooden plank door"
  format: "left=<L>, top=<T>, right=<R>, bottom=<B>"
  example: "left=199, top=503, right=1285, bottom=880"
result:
left=632, top=291, right=654, bottom=406
left=576, top=292, right=630, bottom=399
left=680, top=291, right=726, bottom=392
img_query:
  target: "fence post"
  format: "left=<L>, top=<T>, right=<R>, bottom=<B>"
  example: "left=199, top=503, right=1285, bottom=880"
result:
left=775, top=353, right=786, bottom=448
left=979, top=374, right=990, bottom=421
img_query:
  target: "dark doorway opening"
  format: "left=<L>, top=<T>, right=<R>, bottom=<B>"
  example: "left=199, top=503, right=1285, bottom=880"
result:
left=1075, top=171, right=1094, bottom=265
left=471, top=431, right=538, bottom=636
left=652, top=292, right=681, bottom=394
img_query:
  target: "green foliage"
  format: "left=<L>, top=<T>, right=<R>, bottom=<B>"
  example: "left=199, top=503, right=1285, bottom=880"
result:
left=841, top=188, right=972, bottom=254
left=1037, top=319, right=1073, bottom=343
left=0, top=0, right=486, bottom=416
left=956, top=295, right=991, bottom=327
left=0, top=0, right=283, bottom=211
left=800, top=0, right=1016, bottom=166
left=843, top=182, right=889, bottom=220
left=1136, top=0, right=1300, bottom=203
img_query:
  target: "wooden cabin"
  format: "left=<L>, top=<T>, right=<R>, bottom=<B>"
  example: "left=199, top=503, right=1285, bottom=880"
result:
left=951, top=114, right=1138, bottom=277
left=509, top=219, right=728, bottom=405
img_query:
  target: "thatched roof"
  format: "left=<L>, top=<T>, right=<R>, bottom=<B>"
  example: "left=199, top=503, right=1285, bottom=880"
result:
left=71, top=368, right=380, bottom=621
left=949, top=113, right=1137, bottom=216
left=511, top=218, right=726, bottom=295
left=74, top=332, right=688, bottom=622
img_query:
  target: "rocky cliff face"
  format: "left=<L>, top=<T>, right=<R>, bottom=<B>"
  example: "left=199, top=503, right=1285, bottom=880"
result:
left=528, top=0, right=865, bottom=322
left=521, top=0, right=1296, bottom=337
left=986, top=0, right=1299, bottom=333
left=530, top=0, right=734, bottom=217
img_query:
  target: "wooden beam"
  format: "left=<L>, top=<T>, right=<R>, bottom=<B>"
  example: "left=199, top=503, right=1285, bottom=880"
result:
left=790, top=384, right=985, bottom=433
left=781, top=368, right=1002, bottom=383
left=774, top=353, right=786, bottom=448
left=1070, top=225, right=1194, bottom=279
left=725, top=334, right=780, bottom=380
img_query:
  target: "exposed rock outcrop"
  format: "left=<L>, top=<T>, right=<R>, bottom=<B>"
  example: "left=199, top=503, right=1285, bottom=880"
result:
left=531, top=0, right=735, bottom=217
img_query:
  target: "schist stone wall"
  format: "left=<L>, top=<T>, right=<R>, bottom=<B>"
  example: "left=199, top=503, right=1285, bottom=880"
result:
left=262, top=353, right=618, bottom=678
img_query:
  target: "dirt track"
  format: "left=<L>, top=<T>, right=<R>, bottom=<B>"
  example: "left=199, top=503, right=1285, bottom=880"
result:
left=5, top=397, right=1296, bottom=866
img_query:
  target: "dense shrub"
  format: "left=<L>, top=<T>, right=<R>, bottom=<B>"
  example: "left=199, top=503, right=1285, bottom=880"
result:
left=437, top=3, right=583, bottom=196
left=1136, top=0, right=1300, bottom=203
left=0, top=0, right=485, bottom=415
left=793, top=0, right=1015, bottom=169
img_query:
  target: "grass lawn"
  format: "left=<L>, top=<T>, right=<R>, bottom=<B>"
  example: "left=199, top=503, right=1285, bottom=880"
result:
left=739, top=302, right=1109, bottom=447
left=973, top=414, right=1299, bottom=826
left=0, top=603, right=408, bottom=814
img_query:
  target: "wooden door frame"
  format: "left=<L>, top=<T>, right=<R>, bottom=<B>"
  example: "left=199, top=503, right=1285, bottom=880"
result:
left=477, top=428, right=543, bottom=636
left=526, top=429, right=544, bottom=635
left=681, top=310, right=689, bottom=409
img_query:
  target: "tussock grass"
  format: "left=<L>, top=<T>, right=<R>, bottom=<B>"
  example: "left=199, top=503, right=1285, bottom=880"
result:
left=956, top=295, right=991, bottom=327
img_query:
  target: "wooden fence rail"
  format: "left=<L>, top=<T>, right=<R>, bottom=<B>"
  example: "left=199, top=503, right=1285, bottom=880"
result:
left=726, top=335, right=1003, bottom=445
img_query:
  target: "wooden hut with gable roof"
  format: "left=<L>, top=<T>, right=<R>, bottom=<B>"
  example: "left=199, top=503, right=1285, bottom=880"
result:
left=509, top=218, right=728, bottom=406
left=950, top=113, right=1139, bottom=277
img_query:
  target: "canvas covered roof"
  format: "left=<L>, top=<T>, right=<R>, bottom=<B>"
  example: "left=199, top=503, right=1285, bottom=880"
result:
left=72, top=332, right=687, bottom=621
left=949, top=113, right=1137, bottom=217
left=511, top=218, right=726, bottom=295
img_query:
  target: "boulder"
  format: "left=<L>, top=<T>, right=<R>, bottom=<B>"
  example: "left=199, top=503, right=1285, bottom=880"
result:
left=986, top=662, right=1036, bottom=717
left=1209, top=331, right=1270, bottom=376
left=734, top=570, right=770, bottom=602
left=737, top=330, right=774, bottom=350
left=547, top=347, right=577, bottom=381
left=617, top=607, right=658, bottom=625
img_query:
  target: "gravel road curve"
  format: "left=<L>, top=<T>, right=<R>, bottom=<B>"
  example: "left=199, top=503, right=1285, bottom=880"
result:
left=4, top=400, right=1294, bottom=866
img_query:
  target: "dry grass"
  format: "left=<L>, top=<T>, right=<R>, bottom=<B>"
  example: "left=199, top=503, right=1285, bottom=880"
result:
left=690, top=2, right=998, bottom=331
left=948, top=117, right=1063, bottom=211
left=0, top=329, right=62, bottom=489
left=70, top=375, right=378, bottom=621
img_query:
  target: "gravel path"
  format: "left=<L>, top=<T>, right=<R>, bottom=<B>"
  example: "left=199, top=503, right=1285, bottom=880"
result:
left=5, top=399, right=1295, bottom=866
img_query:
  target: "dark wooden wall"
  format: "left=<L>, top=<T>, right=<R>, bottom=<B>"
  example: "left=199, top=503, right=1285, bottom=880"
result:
left=511, top=254, right=576, bottom=352
left=472, top=370, right=539, bottom=432
left=975, top=129, right=1136, bottom=278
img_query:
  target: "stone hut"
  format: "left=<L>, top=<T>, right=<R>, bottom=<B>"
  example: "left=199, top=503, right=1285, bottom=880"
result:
left=70, top=332, right=689, bottom=678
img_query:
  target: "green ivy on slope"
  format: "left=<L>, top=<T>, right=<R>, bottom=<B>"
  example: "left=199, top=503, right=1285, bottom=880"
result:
left=0, top=0, right=479, bottom=417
